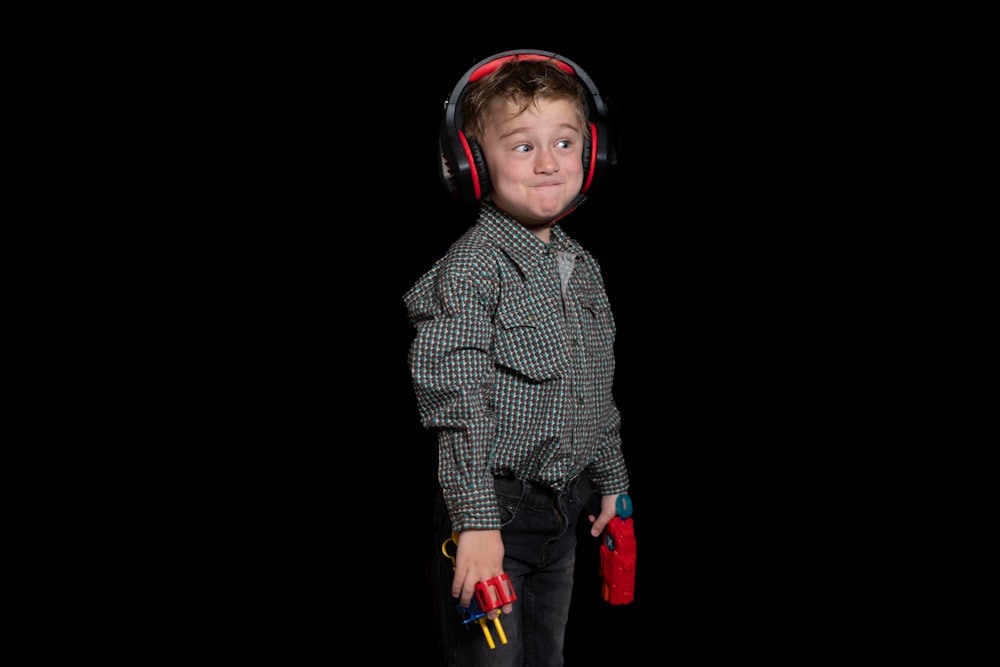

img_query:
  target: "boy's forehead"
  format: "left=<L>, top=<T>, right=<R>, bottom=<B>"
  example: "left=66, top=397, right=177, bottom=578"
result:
left=488, top=98, right=583, bottom=130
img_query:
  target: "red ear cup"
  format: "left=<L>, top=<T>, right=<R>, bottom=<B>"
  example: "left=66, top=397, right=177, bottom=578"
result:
left=465, top=137, right=491, bottom=199
left=438, top=49, right=614, bottom=203
left=437, top=131, right=492, bottom=202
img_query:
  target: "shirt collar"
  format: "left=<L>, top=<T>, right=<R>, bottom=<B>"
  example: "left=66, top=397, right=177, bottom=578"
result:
left=477, top=202, right=582, bottom=272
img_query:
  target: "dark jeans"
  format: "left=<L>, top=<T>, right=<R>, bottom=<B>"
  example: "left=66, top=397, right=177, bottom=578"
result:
left=431, top=475, right=590, bottom=667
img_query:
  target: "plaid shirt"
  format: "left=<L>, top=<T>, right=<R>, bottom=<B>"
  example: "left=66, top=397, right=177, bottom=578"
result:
left=405, top=202, right=629, bottom=531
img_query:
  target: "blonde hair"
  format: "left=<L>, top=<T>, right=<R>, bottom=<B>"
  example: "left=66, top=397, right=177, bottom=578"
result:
left=461, top=56, right=590, bottom=142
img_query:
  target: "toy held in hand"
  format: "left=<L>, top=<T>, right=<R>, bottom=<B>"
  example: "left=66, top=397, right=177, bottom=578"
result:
left=456, top=574, right=517, bottom=649
left=599, top=494, right=636, bottom=605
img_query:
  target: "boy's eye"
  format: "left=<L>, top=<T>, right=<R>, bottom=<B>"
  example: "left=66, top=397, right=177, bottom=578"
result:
left=514, top=144, right=531, bottom=153
left=556, top=140, right=570, bottom=149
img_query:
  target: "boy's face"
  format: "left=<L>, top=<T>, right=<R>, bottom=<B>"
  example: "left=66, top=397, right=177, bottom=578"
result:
left=479, top=97, right=586, bottom=234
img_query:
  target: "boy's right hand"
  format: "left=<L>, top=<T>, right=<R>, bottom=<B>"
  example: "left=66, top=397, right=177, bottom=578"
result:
left=452, top=529, right=513, bottom=619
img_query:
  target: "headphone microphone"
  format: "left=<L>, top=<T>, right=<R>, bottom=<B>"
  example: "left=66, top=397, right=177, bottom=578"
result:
left=437, top=49, right=616, bottom=208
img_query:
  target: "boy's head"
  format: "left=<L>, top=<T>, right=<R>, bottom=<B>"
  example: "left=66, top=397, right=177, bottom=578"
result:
left=439, top=50, right=613, bottom=207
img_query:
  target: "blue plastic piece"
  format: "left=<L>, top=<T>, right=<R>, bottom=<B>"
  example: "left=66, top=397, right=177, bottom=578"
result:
left=615, top=494, right=632, bottom=519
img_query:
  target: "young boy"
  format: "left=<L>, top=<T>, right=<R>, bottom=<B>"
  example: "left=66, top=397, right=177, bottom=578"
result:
left=404, top=50, right=631, bottom=666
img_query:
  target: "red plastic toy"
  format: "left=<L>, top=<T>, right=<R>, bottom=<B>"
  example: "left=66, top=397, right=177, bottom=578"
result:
left=599, top=495, right=636, bottom=605
left=474, top=573, right=517, bottom=612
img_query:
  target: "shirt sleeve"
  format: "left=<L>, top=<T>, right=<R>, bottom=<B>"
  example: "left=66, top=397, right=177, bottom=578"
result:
left=584, top=398, right=630, bottom=497
left=404, top=264, right=502, bottom=530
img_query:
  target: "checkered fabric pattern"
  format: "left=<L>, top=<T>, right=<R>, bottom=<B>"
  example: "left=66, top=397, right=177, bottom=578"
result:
left=405, top=202, right=630, bottom=531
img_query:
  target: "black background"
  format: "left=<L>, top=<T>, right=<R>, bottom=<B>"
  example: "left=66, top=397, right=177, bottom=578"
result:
left=319, top=39, right=788, bottom=661
left=174, top=30, right=886, bottom=663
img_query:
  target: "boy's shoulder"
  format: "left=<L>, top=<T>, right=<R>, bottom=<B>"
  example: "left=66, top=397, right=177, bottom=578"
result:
left=435, top=222, right=508, bottom=278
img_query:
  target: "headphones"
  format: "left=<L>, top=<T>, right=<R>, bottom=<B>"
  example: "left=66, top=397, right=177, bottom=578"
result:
left=438, top=49, right=615, bottom=205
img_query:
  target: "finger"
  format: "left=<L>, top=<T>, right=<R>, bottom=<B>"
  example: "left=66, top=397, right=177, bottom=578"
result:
left=459, top=586, right=474, bottom=609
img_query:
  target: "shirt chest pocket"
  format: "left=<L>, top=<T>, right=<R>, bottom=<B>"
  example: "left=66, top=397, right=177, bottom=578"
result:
left=576, top=291, right=616, bottom=356
left=494, top=295, right=567, bottom=382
